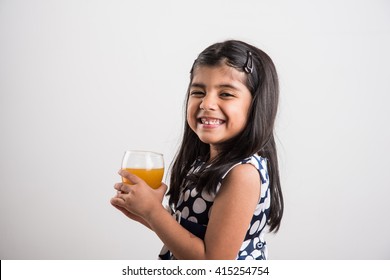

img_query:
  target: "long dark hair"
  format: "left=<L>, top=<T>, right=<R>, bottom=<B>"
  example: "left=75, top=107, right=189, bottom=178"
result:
left=167, top=40, right=283, bottom=232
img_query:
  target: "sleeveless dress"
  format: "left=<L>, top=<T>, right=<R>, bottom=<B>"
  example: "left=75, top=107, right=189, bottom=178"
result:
left=159, top=154, right=271, bottom=260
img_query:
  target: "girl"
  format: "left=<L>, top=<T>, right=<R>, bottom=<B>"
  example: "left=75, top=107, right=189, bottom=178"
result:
left=111, top=40, right=284, bottom=260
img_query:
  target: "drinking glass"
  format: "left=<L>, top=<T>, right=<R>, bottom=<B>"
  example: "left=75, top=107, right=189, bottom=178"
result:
left=121, top=150, right=164, bottom=189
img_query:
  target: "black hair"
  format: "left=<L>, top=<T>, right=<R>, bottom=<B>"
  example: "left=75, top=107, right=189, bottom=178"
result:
left=167, top=40, right=283, bottom=232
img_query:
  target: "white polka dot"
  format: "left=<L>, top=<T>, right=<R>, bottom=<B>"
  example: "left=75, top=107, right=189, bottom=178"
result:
left=245, top=255, right=254, bottom=260
left=264, top=192, right=270, bottom=208
left=240, top=250, right=248, bottom=256
left=252, top=249, right=262, bottom=259
left=251, top=159, right=259, bottom=170
left=201, top=190, right=214, bottom=202
left=159, top=245, right=169, bottom=255
left=191, top=188, right=198, bottom=197
left=181, top=207, right=189, bottom=219
left=240, top=240, right=250, bottom=251
left=259, top=216, right=266, bottom=230
left=193, top=198, right=207, bottom=214
left=252, top=237, right=260, bottom=249
left=254, top=204, right=262, bottom=216
left=187, top=216, right=198, bottom=223
left=249, top=220, right=260, bottom=235
left=184, top=190, right=190, bottom=202
left=261, top=182, right=269, bottom=198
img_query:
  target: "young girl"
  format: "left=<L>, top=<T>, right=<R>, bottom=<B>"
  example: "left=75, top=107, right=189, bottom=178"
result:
left=111, top=40, right=284, bottom=260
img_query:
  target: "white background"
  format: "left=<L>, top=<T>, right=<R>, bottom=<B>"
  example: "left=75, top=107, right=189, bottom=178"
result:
left=1, top=0, right=389, bottom=259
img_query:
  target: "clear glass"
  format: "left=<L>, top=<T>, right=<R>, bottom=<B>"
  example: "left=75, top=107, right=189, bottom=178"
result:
left=121, top=150, right=164, bottom=189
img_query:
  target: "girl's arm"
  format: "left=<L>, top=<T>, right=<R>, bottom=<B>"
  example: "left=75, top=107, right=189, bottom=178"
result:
left=111, top=165, right=260, bottom=259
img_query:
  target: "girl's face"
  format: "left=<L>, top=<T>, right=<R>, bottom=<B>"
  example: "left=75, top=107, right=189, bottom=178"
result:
left=187, top=64, right=252, bottom=157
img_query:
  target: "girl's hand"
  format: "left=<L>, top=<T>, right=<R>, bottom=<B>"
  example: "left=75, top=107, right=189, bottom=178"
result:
left=110, top=169, right=167, bottom=221
left=111, top=202, right=149, bottom=226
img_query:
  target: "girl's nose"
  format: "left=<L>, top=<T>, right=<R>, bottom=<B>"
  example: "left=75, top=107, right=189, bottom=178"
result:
left=199, top=95, right=217, bottom=111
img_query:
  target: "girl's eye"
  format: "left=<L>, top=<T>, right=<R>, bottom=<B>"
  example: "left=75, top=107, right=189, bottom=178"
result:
left=190, top=91, right=205, bottom=97
left=220, top=92, right=234, bottom=98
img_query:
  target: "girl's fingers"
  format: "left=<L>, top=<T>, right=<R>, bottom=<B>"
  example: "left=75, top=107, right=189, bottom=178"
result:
left=118, top=169, right=143, bottom=184
left=114, top=182, right=132, bottom=193
left=110, top=197, right=125, bottom=207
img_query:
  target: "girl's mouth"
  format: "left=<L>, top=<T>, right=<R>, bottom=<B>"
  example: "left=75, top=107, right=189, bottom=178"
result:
left=199, top=117, right=225, bottom=126
left=198, top=117, right=225, bottom=129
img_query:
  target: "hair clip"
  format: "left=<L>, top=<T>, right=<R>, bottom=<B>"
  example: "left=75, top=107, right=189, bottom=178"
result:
left=244, top=51, right=253, bottom=74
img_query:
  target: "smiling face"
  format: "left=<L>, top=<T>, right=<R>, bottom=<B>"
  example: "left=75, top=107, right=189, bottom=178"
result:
left=186, top=64, right=252, bottom=159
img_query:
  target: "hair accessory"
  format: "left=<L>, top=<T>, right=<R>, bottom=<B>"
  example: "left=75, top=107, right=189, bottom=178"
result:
left=244, top=51, right=253, bottom=74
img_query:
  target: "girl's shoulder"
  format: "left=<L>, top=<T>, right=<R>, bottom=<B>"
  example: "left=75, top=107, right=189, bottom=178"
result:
left=218, top=154, right=270, bottom=195
left=222, top=154, right=268, bottom=180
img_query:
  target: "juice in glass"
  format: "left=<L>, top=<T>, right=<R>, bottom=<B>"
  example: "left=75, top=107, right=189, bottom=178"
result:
left=122, top=167, right=164, bottom=189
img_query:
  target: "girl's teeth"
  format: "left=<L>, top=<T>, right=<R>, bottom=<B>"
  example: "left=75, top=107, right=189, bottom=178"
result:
left=201, top=118, right=223, bottom=125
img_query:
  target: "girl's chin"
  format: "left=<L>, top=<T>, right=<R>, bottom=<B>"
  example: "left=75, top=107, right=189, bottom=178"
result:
left=198, top=138, right=223, bottom=145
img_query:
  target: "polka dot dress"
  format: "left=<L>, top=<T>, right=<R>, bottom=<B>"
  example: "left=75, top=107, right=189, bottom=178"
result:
left=159, top=154, right=271, bottom=260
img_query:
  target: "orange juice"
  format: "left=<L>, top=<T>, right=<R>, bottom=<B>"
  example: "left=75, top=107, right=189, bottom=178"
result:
left=122, top=168, right=164, bottom=189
